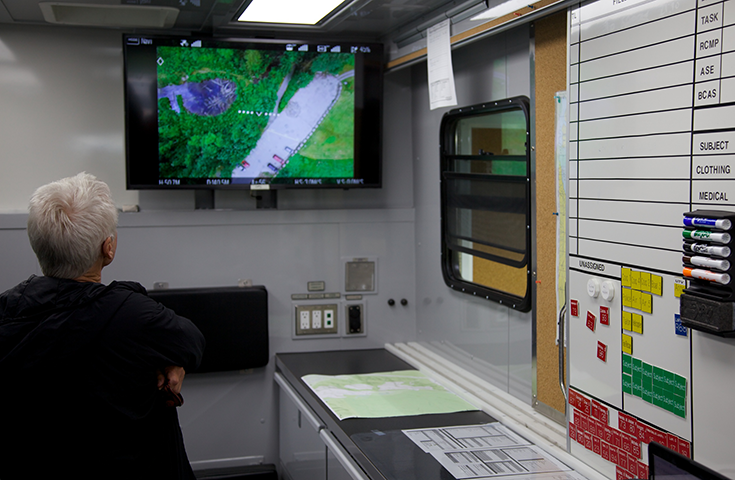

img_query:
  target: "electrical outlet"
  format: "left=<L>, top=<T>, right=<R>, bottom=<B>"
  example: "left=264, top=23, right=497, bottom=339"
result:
left=300, top=310, right=310, bottom=330
left=294, top=304, right=338, bottom=337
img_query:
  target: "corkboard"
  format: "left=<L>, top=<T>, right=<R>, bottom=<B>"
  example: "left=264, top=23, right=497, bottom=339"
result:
left=533, top=11, right=568, bottom=415
left=474, top=257, right=528, bottom=297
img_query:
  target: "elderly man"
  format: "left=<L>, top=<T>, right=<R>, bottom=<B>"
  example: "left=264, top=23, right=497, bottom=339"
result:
left=0, top=173, right=205, bottom=479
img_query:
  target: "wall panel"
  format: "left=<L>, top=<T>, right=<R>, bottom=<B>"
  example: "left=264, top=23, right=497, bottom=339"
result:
left=412, top=25, right=534, bottom=403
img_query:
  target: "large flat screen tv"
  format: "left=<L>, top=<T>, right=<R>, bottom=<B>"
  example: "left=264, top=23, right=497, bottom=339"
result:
left=123, top=34, right=383, bottom=190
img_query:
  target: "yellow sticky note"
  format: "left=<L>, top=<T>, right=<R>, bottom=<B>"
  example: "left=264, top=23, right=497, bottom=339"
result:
left=632, top=314, right=644, bottom=334
left=641, top=293, right=653, bottom=314
left=622, top=334, right=633, bottom=355
left=622, top=268, right=631, bottom=287
left=651, top=275, right=663, bottom=296
left=640, top=272, right=651, bottom=293
left=622, top=288, right=632, bottom=307
left=632, top=289, right=642, bottom=310
left=631, top=271, right=641, bottom=290
left=674, top=279, right=686, bottom=298
left=623, top=311, right=632, bottom=331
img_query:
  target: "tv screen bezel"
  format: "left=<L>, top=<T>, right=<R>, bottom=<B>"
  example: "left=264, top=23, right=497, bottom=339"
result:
left=122, top=33, right=383, bottom=191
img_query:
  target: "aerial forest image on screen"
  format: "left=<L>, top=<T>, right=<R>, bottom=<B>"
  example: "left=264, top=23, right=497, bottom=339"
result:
left=156, top=45, right=355, bottom=183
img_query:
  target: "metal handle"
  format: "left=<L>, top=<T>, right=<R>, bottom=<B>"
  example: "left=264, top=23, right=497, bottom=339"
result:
left=320, top=429, right=369, bottom=480
left=558, top=304, right=568, bottom=403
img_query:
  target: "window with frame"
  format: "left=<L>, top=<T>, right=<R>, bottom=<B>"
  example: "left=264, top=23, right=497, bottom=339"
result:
left=439, top=96, right=532, bottom=311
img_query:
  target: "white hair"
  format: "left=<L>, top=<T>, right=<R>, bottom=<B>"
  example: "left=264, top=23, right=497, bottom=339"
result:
left=27, top=172, right=118, bottom=279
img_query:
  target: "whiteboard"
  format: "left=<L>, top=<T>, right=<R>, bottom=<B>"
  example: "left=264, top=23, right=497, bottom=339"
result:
left=563, top=0, right=735, bottom=473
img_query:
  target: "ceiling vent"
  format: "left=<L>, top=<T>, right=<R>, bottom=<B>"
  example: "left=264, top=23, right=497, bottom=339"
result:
left=39, top=3, right=179, bottom=28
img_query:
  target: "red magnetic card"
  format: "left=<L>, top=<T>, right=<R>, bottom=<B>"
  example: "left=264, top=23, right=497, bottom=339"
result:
left=593, top=436, right=602, bottom=455
left=631, top=438, right=641, bottom=459
left=575, top=391, right=586, bottom=411
left=569, top=389, right=578, bottom=409
left=667, top=433, right=679, bottom=450
left=613, top=429, right=622, bottom=448
left=602, top=442, right=610, bottom=461
left=587, top=311, right=596, bottom=331
left=621, top=434, right=632, bottom=453
left=679, top=440, right=690, bottom=458
left=576, top=410, right=587, bottom=432
left=626, top=416, right=638, bottom=436
left=605, top=426, right=613, bottom=444
left=610, top=445, right=619, bottom=465
left=636, top=422, right=647, bottom=442
left=619, top=450, right=629, bottom=470
left=636, top=462, right=646, bottom=479
left=600, top=306, right=610, bottom=325
left=597, top=419, right=606, bottom=437
left=616, top=467, right=626, bottom=480
left=597, top=341, right=608, bottom=362
left=646, top=425, right=657, bottom=444
left=571, top=299, right=579, bottom=317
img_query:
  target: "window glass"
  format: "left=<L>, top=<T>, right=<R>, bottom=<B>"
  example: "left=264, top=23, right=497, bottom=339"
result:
left=440, top=97, right=531, bottom=311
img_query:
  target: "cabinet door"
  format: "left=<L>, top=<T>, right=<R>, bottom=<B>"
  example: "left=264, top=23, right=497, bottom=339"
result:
left=326, top=443, right=358, bottom=480
left=320, top=430, right=369, bottom=480
left=278, top=375, right=326, bottom=480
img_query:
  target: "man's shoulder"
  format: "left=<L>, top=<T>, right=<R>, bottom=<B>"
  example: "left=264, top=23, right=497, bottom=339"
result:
left=108, top=280, right=148, bottom=295
left=104, top=281, right=165, bottom=318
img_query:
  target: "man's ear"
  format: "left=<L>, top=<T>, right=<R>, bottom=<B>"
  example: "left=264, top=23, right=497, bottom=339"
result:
left=103, top=235, right=116, bottom=262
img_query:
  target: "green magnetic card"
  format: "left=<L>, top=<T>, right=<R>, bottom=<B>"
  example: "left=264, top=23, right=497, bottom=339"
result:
left=623, top=374, right=633, bottom=394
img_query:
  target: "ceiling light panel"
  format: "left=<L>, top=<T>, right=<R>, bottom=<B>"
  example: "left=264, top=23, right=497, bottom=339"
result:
left=237, top=0, right=346, bottom=25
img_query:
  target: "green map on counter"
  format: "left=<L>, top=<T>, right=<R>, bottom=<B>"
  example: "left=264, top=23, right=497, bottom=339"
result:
left=301, top=370, right=478, bottom=420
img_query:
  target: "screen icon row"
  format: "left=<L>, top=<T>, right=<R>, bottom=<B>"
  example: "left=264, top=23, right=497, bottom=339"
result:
left=127, top=38, right=371, bottom=54
left=285, top=44, right=370, bottom=53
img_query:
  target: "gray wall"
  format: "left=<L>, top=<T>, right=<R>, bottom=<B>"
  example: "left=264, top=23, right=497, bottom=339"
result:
left=0, top=22, right=534, bottom=468
left=408, top=25, right=534, bottom=402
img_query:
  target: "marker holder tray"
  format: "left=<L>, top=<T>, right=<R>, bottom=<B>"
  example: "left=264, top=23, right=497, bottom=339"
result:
left=681, top=210, right=735, bottom=336
left=680, top=292, right=735, bottom=337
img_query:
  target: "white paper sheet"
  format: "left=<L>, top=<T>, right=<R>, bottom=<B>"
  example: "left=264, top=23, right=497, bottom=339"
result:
left=403, top=423, right=586, bottom=480
left=427, top=19, right=458, bottom=110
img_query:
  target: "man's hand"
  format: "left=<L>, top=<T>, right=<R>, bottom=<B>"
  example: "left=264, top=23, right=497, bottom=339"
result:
left=157, top=365, right=186, bottom=395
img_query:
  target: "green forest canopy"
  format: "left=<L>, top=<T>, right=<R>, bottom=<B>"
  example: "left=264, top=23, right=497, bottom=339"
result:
left=157, top=46, right=355, bottom=179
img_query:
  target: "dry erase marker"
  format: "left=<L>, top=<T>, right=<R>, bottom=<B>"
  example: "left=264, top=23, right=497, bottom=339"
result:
left=682, top=230, right=731, bottom=243
left=683, top=255, right=731, bottom=271
left=683, top=217, right=732, bottom=230
left=684, top=243, right=731, bottom=257
left=683, top=267, right=731, bottom=285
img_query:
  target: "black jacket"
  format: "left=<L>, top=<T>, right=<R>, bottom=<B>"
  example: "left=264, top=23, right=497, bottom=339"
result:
left=0, top=275, right=205, bottom=479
